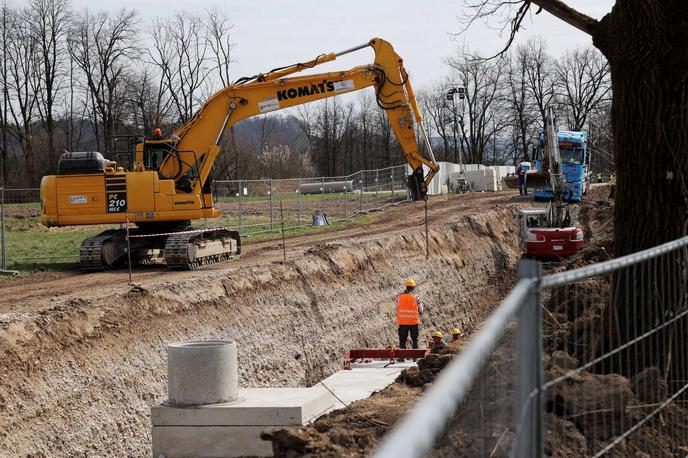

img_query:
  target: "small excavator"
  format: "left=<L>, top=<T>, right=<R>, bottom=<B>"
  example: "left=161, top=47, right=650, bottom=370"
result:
left=40, top=38, right=439, bottom=270
left=518, top=107, right=584, bottom=258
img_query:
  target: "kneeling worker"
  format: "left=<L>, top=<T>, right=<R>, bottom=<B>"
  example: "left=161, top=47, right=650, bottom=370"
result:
left=397, top=279, right=423, bottom=349
left=430, top=331, right=446, bottom=353
left=450, top=328, right=462, bottom=343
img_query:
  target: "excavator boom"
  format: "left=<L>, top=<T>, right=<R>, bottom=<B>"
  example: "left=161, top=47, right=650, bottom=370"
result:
left=544, top=107, right=568, bottom=227
left=163, top=38, right=438, bottom=200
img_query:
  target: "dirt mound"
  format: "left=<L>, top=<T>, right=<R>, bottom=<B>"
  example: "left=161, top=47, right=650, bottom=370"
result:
left=261, top=384, right=420, bottom=458
left=396, top=343, right=462, bottom=387
left=540, top=186, right=688, bottom=456
left=0, top=194, right=522, bottom=456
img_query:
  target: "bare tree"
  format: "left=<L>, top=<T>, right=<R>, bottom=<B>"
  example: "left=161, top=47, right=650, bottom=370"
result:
left=357, top=91, right=374, bottom=171
left=296, top=98, right=346, bottom=175
left=28, top=0, right=70, bottom=169
left=70, top=8, right=138, bottom=153
left=447, top=51, right=508, bottom=164
left=0, top=2, right=11, bottom=185
left=505, top=45, right=538, bottom=163
left=205, top=7, right=233, bottom=87
left=555, top=45, right=610, bottom=131
left=522, top=36, right=556, bottom=130
left=419, top=83, right=454, bottom=161
left=375, top=102, right=394, bottom=169
left=126, top=68, right=173, bottom=136
left=341, top=102, right=356, bottom=175
left=7, top=7, right=40, bottom=183
left=149, top=13, right=212, bottom=124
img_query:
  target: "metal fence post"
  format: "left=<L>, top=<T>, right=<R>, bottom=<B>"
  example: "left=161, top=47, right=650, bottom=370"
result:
left=321, top=176, right=325, bottom=214
left=269, top=179, right=274, bottom=231
left=375, top=170, right=379, bottom=202
left=297, top=178, right=301, bottom=225
left=1, top=187, right=5, bottom=270
left=359, top=172, right=363, bottom=214
left=0, top=187, right=16, bottom=275
left=344, top=181, right=348, bottom=218
left=515, top=258, right=543, bottom=458
left=391, top=172, right=395, bottom=199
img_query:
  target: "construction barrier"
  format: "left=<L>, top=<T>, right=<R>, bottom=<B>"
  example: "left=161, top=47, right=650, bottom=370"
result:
left=375, top=238, right=688, bottom=457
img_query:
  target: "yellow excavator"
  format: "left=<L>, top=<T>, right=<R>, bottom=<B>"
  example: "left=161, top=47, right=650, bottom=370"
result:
left=40, top=38, right=439, bottom=270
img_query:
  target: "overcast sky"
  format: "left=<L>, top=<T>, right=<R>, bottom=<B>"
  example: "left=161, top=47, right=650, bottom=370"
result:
left=72, top=0, right=614, bottom=88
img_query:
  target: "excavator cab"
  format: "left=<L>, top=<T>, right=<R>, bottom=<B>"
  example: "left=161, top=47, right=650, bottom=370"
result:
left=145, top=143, right=168, bottom=172
left=518, top=208, right=583, bottom=258
left=138, top=139, right=196, bottom=192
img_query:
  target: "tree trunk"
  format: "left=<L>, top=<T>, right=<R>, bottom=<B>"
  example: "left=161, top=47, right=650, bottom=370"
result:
left=593, top=1, right=688, bottom=378
left=595, top=1, right=688, bottom=256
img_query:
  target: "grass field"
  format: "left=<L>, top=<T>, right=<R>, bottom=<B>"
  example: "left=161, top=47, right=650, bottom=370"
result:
left=214, top=190, right=398, bottom=203
left=1, top=206, right=380, bottom=273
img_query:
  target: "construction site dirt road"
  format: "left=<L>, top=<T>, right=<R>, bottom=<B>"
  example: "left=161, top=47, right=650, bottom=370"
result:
left=0, top=191, right=527, bottom=457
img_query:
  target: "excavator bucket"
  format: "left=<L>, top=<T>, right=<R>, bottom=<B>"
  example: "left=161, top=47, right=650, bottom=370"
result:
left=408, top=167, right=428, bottom=201
left=524, top=171, right=551, bottom=189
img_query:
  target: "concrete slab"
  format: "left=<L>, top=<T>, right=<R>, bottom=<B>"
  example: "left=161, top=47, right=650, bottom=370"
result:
left=317, top=361, right=415, bottom=409
left=152, top=387, right=334, bottom=427
left=151, top=362, right=417, bottom=457
left=152, top=425, right=272, bottom=458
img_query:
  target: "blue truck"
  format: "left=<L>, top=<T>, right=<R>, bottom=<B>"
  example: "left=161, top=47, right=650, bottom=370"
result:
left=533, top=130, right=591, bottom=202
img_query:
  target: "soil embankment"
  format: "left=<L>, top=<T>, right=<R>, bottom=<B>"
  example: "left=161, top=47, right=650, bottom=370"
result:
left=0, top=192, right=524, bottom=456
left=261, top=185, right=626, bottom=458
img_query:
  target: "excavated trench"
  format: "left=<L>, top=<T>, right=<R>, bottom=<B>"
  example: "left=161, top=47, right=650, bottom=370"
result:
left=0, top=206, right=521, bottom=457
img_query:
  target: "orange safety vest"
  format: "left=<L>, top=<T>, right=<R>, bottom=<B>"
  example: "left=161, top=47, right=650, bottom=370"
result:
left=397, top=293, right=420, bottom=325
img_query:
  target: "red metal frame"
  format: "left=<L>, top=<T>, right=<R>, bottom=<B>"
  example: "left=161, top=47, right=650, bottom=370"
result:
left=344, top=347, right=430, bottom=370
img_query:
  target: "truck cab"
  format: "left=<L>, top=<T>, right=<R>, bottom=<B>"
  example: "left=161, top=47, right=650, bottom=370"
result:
left=533, top=131, right=591, bottom=202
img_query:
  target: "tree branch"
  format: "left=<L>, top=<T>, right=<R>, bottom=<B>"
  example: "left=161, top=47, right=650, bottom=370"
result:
left=529, top=0, right=600, bottom=36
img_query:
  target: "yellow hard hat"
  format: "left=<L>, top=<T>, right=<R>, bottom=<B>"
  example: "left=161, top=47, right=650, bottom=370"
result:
left=404, top=279, right=417, bottom=288
left=451, top=328, right=461, bottom=335
left=432, top=331, right=443, bottom=338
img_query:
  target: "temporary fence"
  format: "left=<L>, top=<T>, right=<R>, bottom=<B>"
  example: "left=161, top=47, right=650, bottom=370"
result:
left=375, top=236, right=688, bottom=457
left=0, top=188, right=18, bottom=274
left=0, top=165, right=409, bottom=268
left=211, top=165, right=408, bottom=237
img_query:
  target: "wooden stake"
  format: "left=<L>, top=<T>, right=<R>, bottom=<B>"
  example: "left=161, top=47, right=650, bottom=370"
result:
left=425, top=197, right=429, bottom=259
left=126, top=213, right=132, bottom=285
left=280, top=201, right=287, bottom=263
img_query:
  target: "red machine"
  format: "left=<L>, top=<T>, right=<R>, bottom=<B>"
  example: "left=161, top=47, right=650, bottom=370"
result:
left=518, top=208, right=584, bottom=258
left=344, top=347, right=429, bottom=370
left=519, top=108, right=584, bottom=259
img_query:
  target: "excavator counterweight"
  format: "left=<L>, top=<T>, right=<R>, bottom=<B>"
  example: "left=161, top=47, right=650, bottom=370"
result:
left=40, top=38, right=439, bottom=270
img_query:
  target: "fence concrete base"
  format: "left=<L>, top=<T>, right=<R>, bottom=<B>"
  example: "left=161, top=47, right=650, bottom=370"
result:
left=152, top=387, right=333, bottom=457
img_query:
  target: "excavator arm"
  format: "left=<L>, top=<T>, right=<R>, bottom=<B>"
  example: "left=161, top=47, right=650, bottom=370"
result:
left=156, top=38, right=439, bottom=201
left=544, top=107, right=570, bottom=227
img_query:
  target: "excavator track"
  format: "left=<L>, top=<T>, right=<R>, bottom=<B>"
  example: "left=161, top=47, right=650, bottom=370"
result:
left=79, top=230, right=123, bottom=270
left=164, top=228, right=241, bottom=270
left=78, top=227, right=240, bottom=270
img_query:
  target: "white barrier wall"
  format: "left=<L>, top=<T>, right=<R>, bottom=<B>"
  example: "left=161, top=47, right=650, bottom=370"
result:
left=409, top=162, right=515, bottom=194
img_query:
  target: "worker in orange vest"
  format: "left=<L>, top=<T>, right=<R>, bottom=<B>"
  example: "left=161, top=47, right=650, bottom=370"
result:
left=396, top=279, right=423, bottom=349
